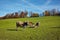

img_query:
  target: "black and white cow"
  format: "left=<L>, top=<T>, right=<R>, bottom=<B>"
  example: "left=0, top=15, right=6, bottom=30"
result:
left=16, top=21, right=28, bottom=30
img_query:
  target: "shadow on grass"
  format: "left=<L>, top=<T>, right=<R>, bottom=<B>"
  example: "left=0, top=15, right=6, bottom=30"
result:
left=50, top=26, right=60, bottom=28
left=29, top=27, right=35, bottom=28
left=7, top=28, right=22, bottom=31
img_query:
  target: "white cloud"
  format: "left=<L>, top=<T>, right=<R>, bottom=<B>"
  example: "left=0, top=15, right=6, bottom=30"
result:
left=22, top=0, right=44, bottom=11
left=44, top=0, right=51, bottom=5
left=22, top=0, right=60, bottom=10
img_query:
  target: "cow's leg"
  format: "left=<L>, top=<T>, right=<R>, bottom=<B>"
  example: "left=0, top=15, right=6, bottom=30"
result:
left=16, top=23, right=19, bottom=31
left=24, top=25, right=26, bottom=28
left=16, top=26, right=18, bottom=31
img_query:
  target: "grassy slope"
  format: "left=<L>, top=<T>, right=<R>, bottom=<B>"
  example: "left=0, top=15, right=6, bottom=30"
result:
left=0, top=16, right=60, bottom=40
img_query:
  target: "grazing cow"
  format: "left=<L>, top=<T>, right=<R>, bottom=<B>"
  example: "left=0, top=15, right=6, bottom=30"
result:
left=16, top=21, right=28, bottom=30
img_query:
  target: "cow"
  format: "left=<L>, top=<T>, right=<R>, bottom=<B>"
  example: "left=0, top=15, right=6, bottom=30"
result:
left=16, top=21, right=28, bottom=31
left=28, top=22, right=35, bottom=28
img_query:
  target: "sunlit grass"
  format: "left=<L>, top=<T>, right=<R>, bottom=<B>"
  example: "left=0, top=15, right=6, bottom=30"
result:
left=0, top=16, right=60, bottom=40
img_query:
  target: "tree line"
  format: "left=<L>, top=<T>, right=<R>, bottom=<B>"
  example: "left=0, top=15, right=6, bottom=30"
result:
left=0, top=9, right=60, bottom=19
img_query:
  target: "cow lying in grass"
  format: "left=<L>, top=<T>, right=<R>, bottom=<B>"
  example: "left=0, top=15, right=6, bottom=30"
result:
left=28, top=22, right=40, bottom=28
left=28, top=22, right=35, bottom=28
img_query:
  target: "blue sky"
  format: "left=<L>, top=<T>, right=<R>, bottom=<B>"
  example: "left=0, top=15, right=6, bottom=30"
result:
left=0, top=0, right=60, bottom=16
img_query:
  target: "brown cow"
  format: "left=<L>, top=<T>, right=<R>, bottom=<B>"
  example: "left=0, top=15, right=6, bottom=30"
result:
left=28, top=22, right=35, bottom=28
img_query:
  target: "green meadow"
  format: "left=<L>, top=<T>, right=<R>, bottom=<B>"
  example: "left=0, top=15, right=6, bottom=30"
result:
left=0, top=16, right=60, bottom=40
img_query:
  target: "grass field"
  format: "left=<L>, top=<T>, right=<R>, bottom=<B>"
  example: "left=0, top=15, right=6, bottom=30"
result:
left=0, top=16, right=60, bottom=40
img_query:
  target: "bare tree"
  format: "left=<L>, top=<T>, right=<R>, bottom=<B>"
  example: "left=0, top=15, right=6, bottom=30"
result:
left=44, top=11, right=50, bottom=16
left=14, top=12, right=19, bottom=18
left=30, top=13, right=39, bottom=17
